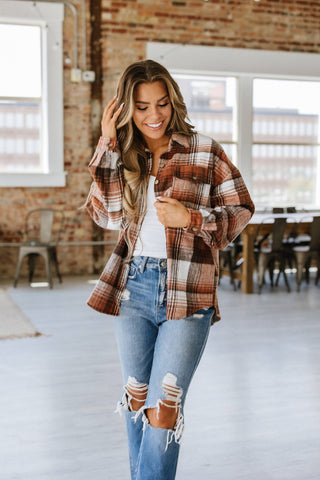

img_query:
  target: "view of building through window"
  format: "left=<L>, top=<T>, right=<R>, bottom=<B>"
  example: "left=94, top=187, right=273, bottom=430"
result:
left=252, top=79, right=320, bottom=206
left=175, top=74, right=320, bottom=208
left=0, top=23, right=42, bottom=173
left=1, top=33, right=320, bottom=206
left=175, top=74, right=237, bottom=162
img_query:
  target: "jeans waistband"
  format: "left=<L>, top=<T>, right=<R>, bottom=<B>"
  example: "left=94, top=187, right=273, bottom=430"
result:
left=131, top=256, right=167, bottom=273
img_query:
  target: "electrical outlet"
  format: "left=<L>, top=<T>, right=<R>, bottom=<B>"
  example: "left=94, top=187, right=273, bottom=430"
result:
left=71, top=68, right=82, bottom=83
left=82, top=70, right=96, bottom=82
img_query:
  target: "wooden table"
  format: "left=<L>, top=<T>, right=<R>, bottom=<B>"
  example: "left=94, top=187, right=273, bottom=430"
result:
left=240, top=213, right=314, bottom=293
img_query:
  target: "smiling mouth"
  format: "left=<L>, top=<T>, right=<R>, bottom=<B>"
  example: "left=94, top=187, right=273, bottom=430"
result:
left=146, top=121, right=163, bottom=128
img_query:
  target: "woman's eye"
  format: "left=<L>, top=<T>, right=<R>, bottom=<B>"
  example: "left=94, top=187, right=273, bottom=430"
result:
left=136, top=103, right=169, bottom=111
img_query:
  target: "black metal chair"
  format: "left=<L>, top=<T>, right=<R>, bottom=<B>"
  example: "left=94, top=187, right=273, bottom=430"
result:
left=256, top=217, right=290, bottom=293
left=292, top=215, right=312, bottom=248
left=286, top=206, right=296, bottom=214
left=282, top=216, right=298, bottom=270
left=293, top=216, right=320, bottom=292
left=14, top=208, right=64, bottom=288
left=219, top=236, right=243, bottom=291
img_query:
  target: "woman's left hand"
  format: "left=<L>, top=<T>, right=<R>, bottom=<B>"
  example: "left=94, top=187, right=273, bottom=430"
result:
left=154, top=197, right=191, bottom=228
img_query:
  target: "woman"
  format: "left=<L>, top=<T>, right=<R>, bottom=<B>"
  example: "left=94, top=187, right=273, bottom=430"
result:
left=86, top=60, right=254, bottom=480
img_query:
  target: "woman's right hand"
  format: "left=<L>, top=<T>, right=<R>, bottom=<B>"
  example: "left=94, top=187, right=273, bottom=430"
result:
left=101, top=96, right=124, bottom=139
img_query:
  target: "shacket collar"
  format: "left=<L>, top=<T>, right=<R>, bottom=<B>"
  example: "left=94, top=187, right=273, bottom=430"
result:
left=169, top=132, right=190, bottom=149
left=144, top=132, right=191, bottom=153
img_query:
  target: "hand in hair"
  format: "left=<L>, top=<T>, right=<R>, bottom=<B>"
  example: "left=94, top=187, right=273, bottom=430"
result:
left=101, top=96, right=124, bottom=139
left=154, top=197, right=191, bottom=229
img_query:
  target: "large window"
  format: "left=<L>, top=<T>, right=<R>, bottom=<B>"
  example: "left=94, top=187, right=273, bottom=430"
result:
left=0, top=23, right=42, bottom=173
left=148, top=43, right=320, bottom=209
left=0, top=1, right=65, bottom=187
left=252, top=79, right=320, bottom=206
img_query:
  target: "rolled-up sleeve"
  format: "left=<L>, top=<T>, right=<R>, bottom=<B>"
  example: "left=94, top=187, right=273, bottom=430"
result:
left=184, top=141, right=255, bottom=249
left=86, top=136, right=124, bottom=230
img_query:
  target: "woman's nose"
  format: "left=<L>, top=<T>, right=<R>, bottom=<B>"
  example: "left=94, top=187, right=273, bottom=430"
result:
left=148, top=105, right=161, bottom=117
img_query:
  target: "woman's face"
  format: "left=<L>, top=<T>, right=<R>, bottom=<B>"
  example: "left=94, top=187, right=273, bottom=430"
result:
left=132, top=81, right=172, bottom=147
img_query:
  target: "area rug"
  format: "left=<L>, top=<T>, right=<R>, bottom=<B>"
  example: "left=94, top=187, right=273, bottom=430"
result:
left=0, top=289, right=41, bottom=340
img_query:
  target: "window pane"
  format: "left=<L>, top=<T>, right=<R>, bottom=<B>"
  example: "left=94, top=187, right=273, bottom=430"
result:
left=253, top=79, right=320, bottom=144
left=220, top=143, right=237, bottom=165
left=252, top=143, right=319, bottom=206
left=174, top=74, right=237, bottom=143
left=0, top=100, right=41, bottom=173
left=252, top=79, right=320, bottom=207
left=0, top=23, right=41, bottom=97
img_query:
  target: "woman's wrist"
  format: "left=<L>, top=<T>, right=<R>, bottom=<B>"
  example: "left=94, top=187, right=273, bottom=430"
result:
left=183, top=209, right=203, bottom=233
left=101, top=136, right=118, bottom=151
left=183, top=210, right=191, bottom=229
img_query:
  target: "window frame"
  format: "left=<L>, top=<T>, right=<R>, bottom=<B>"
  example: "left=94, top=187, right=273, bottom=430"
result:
left=0, top=0, right=65, bottom=187
left=147, top=42, right=320, bottom=207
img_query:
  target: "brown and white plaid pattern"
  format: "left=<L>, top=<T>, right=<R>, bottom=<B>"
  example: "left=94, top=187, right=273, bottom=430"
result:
left=86, top=133, right=254, bottom=322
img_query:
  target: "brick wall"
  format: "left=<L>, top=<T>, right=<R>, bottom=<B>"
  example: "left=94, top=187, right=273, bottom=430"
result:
left=1, top=0, right=319, bottom=282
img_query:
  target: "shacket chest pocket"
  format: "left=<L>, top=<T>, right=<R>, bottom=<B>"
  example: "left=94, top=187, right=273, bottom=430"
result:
left=171, top=165, right=212, bottom=209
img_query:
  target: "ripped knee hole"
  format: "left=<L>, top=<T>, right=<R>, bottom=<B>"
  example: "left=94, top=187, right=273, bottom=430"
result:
left=123, top=376, right=148, bottom=411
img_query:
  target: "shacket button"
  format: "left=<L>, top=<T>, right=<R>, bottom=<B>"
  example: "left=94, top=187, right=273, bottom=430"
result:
left=154, top=179, right=159, bottom=185
left=159, top=160, right=165, bottom=167
left=192, top=227, right=198, bottom=232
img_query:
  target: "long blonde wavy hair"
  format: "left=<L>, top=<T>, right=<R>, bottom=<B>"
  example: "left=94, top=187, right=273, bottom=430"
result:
left=114, top=60, right=195, bottom=255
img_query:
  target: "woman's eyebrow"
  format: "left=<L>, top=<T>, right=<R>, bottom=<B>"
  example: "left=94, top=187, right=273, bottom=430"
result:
left=135, top=95, right=169, bottom=105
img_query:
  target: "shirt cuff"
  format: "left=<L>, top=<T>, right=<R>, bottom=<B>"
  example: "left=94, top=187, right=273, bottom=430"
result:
left=89, top=136, right=119, bottom=167
left=96, top=136, right=118, bottom=150
left=183, top=209, right=203, bottom=234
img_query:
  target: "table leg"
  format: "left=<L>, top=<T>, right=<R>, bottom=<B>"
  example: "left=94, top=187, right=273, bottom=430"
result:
left=241, top=230, right=255, bottom=293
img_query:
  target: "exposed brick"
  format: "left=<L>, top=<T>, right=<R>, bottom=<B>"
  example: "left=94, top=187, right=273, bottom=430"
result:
left=2, top=0, right=320, bottom=280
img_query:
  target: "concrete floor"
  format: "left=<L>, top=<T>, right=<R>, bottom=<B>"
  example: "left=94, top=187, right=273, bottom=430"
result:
left=0, top=273, right=319, bottom=480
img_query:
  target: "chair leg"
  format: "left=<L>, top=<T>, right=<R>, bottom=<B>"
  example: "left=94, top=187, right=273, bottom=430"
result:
left=51, top=248, right=62, bottom=283
left=28, top=253, right=38, bottom=283
left=305, top=258, right=311, bottom=284
left=219, top=250, right=236, bottom=291
left=281, top=262, right=291, bottom=293
left=295, top=252, right=307, bottom=292
left=40, top=251, right=53, bottom=288
left=258, top=255, right=268, bottom=294
left=226, top=250, right=237, bottom=291
left=14, top=251, right=25, bottom=288
left=315, top=254, right=320, bottom=286
left=268, top=259, right=275, bottom=287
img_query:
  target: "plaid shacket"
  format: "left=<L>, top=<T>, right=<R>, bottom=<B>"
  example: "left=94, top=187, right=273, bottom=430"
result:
left=86, top=132, right=254, bottom=323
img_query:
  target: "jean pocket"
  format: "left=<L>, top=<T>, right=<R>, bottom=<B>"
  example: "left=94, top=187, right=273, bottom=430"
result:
left=200, top=306, right=215, bottom=312
left=128, top=264, right=137, bottom=279
left=189, top=306, right=215, bottom=321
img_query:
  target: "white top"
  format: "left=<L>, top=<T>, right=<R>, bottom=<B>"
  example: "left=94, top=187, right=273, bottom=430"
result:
left=133, top=176, right=167, bottom=258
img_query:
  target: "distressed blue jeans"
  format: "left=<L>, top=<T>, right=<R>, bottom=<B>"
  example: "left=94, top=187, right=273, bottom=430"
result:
left=113, top=256, right=214, bottom=480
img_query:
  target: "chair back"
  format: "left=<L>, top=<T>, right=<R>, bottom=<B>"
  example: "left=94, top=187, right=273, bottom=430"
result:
left=25, top=208, right=64, bottom=245
left=271, top=217, right=287, bottom=252
left=286, top=206, right=296, bottom=214
left=310, top=216, right=320, bottom=250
